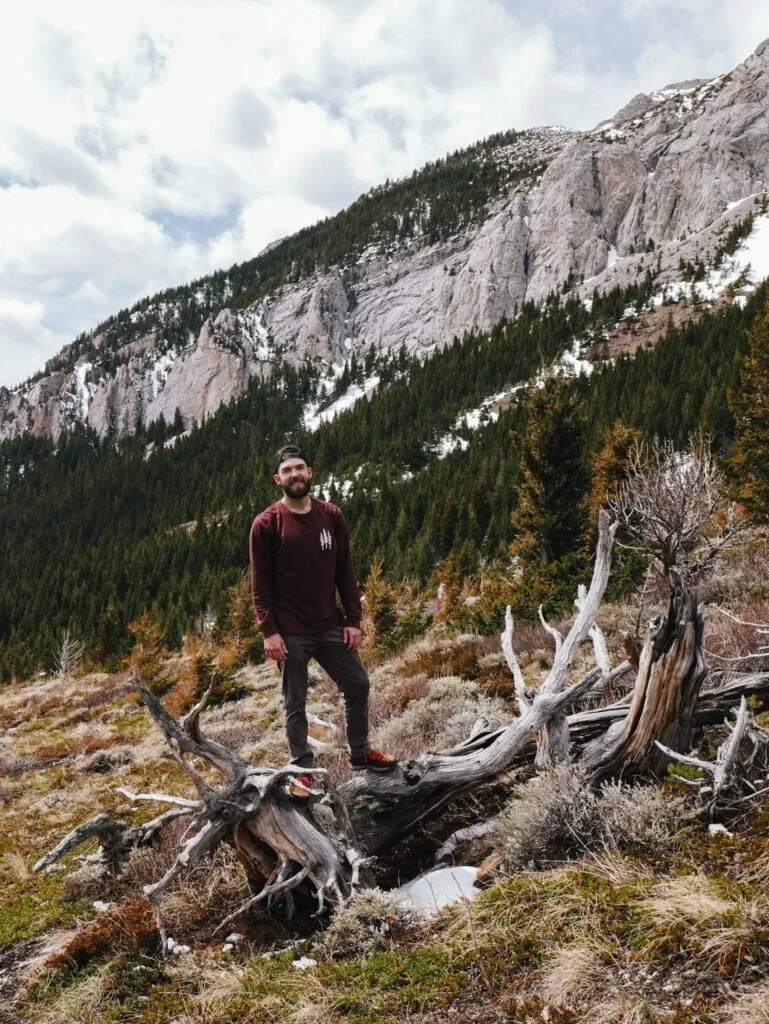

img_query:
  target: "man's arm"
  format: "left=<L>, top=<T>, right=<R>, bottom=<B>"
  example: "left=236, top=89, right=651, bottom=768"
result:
left=249, top=515, right=286, bottom=659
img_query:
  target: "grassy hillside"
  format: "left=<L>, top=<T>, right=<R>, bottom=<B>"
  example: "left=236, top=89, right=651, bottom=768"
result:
left=3, top=551, right=769, bottom=1022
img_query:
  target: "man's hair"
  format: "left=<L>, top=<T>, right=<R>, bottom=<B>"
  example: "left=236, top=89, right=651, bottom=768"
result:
left=274, top=445, right=311, bottom=473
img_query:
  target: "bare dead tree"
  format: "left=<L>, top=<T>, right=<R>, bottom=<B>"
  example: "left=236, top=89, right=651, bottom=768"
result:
left=610, top=434, right=746, bottom=577
left=54, top=628, right=86, bottom=680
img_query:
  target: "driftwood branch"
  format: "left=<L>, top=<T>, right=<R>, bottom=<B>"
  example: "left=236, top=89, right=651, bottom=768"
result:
left=654, top=697, right=762, bottom=813
left=501, top=606, right=530, bottom=711
left=535, top=509, right=618, bottom=766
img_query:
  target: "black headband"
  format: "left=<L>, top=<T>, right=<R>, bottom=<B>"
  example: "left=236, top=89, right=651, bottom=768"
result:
left=274, top=447, right=309, bottom=472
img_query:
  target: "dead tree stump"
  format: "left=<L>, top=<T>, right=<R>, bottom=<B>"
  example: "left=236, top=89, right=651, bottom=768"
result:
left=582, top=570, right=707, bottom=785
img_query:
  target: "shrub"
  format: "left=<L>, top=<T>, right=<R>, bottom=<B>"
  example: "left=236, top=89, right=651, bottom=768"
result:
left=46, top=897, right=158, bottom=969
left=314, top=888, right=421, bottom=959
left=495, top=765, right=686, bottom=870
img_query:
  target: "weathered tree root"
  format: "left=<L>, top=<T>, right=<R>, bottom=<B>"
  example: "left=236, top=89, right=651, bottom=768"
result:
left=656, top=696, right=769, bottom=814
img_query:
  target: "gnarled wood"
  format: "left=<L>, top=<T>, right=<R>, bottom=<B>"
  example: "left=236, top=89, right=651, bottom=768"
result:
left=582, top=570, right=707, bottom=785
left=535, top=509, right=619, bottom=766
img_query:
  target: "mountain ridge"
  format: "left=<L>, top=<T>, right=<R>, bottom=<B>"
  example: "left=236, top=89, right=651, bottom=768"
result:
left=2, top=38, right=769, bottom=441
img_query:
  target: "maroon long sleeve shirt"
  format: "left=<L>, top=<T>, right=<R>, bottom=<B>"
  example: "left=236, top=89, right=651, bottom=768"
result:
left=249, top=498, right=362, bottom=638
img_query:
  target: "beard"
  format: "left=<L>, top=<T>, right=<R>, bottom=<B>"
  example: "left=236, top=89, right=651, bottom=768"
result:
left=282, top=478, right=311, bottom=499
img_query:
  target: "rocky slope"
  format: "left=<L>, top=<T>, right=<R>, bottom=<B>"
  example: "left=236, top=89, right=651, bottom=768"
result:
left=3, top=39, right=769, bottom=441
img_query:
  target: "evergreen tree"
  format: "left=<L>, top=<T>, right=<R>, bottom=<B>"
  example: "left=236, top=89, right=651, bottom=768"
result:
left=728, top=296, right=769, bottom=521
left=510, top=373, right=590, bottom=565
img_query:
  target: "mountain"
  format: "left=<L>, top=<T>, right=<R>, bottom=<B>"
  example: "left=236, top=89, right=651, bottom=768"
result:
left=3, top=39, right=769, bottom=442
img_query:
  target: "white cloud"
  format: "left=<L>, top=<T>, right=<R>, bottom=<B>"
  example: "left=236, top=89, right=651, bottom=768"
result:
left=0, top=299, right=56, bottom=386
left=0, top=0, right=765, bottom=387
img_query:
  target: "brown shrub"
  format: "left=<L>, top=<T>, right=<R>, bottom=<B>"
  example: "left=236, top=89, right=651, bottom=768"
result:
left=386, top=674, right=432, bottom=712
left=46, top=896, right=158, bottom=969
left=704, top=598, right=769, bottom=672
left=32, top=732, right=111, bottom=765
left=400, top=639, right=483, bottom=681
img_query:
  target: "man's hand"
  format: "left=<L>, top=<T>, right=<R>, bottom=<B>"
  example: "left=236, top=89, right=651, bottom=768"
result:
left=264, top=632, right=288, bottom=661
left=343, top=626, right=362, bottom=652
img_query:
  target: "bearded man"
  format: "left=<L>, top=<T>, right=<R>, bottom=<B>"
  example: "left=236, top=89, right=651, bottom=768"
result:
left=249, top=445, right=395, bottom=796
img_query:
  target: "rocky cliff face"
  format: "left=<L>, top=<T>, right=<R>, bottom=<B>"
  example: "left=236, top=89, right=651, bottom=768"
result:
left=3, top=39, right=769, bottom=442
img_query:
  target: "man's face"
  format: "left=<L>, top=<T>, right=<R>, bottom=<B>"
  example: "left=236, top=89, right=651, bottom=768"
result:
left=274, top=457, right=313, bottom=498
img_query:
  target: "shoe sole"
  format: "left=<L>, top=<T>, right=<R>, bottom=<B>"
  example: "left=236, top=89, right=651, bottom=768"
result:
left=350, top=763, right=397, bottom=772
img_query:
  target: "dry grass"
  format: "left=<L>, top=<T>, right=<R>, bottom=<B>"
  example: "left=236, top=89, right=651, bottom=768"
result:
left=629, top=874, right=769, bottom=973
left=719, top=981, right=769, bottom=1023
left=540, top=939, right=615, bottom=1007
left=586, top=993, right=656, bottom=1024
left=31, top=961, right=115, bottom=1024
left=314, top=887, right=422, bottom=959
left=372, top=675, right=508, bottom=762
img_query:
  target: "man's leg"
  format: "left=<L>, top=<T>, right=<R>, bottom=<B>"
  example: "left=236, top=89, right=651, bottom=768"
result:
left=313, top=629, right=370, bottom=760
left=281, top=634, right=316, bottom=767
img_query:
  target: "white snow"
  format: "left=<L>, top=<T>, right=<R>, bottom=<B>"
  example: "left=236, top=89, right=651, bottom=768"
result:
left=652, top=212, right=769, bottom=309
left=166, top=937, right=191, bottom=955
left=397, top=866, right=480, bottom=916
left=304, top=374, right=381, bottom=431
left=434, top=434, right=470, bottom=457
left=725, top=194, right=758, bottom=212
left=240, top=306, right=273, bottom=359
left=607, top=245, right=618, bottom=269
left=73, top=362, right=93, bottom=420
left=556, top=338, right=593, bottom=377
left=92, top=900, right=113, bottom=912
left=148, top=351, right=176, bottom=399
left=708, top=823, right=733, bottom=837
left=292, top=957, right=318, bottom=970
left=738, top=212, right=769, bottom=282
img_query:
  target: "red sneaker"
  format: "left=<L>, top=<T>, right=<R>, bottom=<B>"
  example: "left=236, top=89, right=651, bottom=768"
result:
left=287, top=773, right=315, bottom=799
left=350, top=749, right=397, bottom=772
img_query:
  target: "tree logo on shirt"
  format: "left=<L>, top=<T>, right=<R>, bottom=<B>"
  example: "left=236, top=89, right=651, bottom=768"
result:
left=319, top=528, right=333, bottom=550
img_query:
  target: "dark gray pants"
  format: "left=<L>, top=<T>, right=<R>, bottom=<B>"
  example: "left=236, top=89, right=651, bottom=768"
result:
left=281, top=628, right=370, bottom=767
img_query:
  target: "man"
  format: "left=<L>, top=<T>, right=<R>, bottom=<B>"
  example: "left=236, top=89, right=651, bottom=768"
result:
left=249, top=444, right=396, bottom=797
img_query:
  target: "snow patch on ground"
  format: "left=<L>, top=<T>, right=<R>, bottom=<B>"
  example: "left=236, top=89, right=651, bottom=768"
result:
left=239, top=306, right=273, bottom=360
left=304, top=374, right=381, bottom=431
left=432, top=344, right=590, bottom=460
left=557, top=338, right=594, bottom=377
left=317, top=472, right=355, bottom=501
left=397, top=866, right=480, bottom=916
left=607, top=245, right=618, bottom=269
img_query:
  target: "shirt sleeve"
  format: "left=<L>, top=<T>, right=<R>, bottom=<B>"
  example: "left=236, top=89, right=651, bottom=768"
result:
left=332, top=508, right=362, bottom=628
left=249, top=514, right=279, bottom=638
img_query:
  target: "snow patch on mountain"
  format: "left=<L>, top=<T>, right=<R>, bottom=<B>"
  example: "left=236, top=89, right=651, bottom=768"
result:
left=304, top=374, right=381, bottom=431
left=73, top=362, right=93, bottom=421
left=653, top=212, right=769, bottom=307
left=149, top=351, right=177, bottom=399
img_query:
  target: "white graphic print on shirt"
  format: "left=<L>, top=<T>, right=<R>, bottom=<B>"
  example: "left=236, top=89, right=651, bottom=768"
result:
left=319, top=528, right=333, bottom=551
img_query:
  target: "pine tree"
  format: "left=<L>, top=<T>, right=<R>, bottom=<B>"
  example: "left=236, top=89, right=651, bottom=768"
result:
left=510, top=373, right=590, bottom=565
left=728, top=296, right=769, bottom=521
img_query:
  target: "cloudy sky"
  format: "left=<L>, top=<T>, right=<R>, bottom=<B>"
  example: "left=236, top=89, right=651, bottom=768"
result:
left=0, top=0, right=765, bottom=388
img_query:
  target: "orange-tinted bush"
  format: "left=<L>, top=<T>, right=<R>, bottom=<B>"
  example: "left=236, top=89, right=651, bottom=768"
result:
left=46, top=896, right=158, bottom=969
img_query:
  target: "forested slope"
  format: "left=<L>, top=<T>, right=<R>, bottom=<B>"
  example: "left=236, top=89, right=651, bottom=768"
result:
left=0, top=279, right=763, bottom=681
